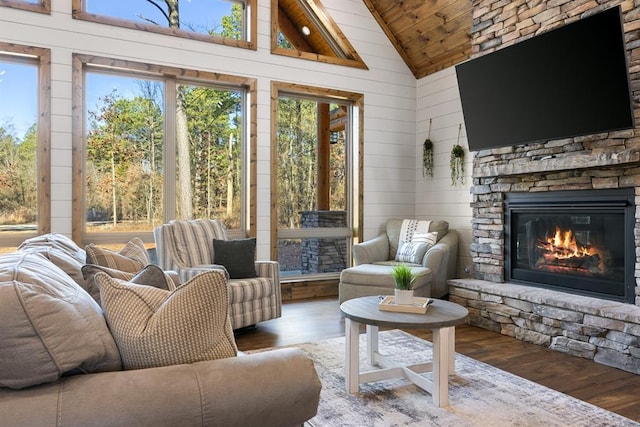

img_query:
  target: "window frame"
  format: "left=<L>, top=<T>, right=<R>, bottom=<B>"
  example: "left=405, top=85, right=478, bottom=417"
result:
left=0, top=0, right=50, bottom=14
left=72, top=0, right=257, bottom=50
left=0, top=42, right=51, bottom=248
left=271, top=0, right=367, bottom=69
left=72, top=54, right=257, bottom=246
left=270, top=81, right=364, bottom=279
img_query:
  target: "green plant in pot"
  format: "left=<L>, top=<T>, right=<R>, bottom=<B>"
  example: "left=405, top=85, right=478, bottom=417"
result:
left=391, top=263, right=416, bottom=305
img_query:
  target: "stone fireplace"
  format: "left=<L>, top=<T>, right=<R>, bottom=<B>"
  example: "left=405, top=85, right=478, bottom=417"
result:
left=448, top=0, right=640, bottom=375
left=504, top=188, right=635, bottom=303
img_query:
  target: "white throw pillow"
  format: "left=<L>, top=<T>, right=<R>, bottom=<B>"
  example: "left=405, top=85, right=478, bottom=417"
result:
left=395, top=232, right=438, bottom=264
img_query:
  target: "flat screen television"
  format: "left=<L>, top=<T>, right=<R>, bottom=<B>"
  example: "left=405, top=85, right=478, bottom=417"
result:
left=456, top=6, right=634, bottom=152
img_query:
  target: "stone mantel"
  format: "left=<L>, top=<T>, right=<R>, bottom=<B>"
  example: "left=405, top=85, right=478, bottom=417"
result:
left=473, top=147, right=640, bottom=178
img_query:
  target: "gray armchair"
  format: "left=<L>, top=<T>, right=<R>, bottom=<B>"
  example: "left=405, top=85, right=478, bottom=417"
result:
left=153, top=219, right=281, bottom=330
left=339, top=219, right=458, bottom=302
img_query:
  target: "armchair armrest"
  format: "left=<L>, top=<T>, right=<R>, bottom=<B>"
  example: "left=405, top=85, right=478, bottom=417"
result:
left=255, top=260, right=280, bottom=281
left=352, top=233, right=390, bottom=265
left=422, top=230, right=458, bottom=298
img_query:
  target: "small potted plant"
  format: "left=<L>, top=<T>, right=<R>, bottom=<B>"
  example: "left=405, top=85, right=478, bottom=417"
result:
left=391, top=263, right=416, bottom=305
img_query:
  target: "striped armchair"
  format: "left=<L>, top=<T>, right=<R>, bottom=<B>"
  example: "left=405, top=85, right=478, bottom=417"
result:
left=153, top=219, right=281, bottom=330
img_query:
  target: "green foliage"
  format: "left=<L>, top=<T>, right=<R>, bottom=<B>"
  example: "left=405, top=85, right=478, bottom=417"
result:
left=391, top=263, right=415, bottom=290
left=85, top=75, right=243, bottom=231
left=450, top=144, right=465, bottom=186
left=422, top=138, right=433, bottom=178
left=276, top=97, right=347, bottom=228
left=0, top=124, right=37, bottom=225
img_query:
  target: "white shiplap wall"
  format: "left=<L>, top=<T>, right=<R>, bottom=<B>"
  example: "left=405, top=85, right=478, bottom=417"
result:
left=0, top=0, right=417, bottom=259
left=415, top=66, right=473, bottom=278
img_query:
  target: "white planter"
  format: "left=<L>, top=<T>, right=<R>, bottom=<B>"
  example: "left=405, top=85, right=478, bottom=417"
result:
left=394, top=289, right=414, bottom=305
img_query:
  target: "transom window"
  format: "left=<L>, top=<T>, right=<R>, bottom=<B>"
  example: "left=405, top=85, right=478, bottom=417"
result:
left=73, top=55, right=256, bottom=246
left=0, top=0, right=50, bottom=14
left=73, top=0, right=256, bottom=50
left=0, top=43, right=51, bottom=251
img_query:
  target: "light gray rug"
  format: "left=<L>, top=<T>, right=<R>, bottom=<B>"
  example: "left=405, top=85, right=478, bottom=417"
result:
left=286, top=330, right=639, bottom=427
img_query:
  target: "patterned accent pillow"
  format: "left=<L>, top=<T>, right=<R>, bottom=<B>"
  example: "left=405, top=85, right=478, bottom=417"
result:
left=96, top=269, right=237, bottom=370
left=411, top=232, right=438, bottom=246
left=395, top=241, right=430, bottom=264
left=395, top=232, right=438, bottom=264
left=86, top=237, right=150, bottom=273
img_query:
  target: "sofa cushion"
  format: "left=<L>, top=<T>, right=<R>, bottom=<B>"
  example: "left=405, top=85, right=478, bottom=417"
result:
left=82, top=264, right=175, bottom=305
left=96, top=269, right=237, bottom=370
left=213, top=238, right=257, bottom=279
left=17, top=233, right=86, bottom=285
left=0, top=252, right=121, bottom=389
left=18, top=232, right=86, bottom=264
left=85, top=238, right=150, bottom=272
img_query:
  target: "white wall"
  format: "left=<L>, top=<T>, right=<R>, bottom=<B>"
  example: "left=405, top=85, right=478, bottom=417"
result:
left=415, top=67, right=473, bottom=278
left=0, top=0, right=417, bottom=259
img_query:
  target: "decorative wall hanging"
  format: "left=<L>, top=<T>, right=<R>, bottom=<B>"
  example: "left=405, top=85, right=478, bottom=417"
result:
left=423, top=118, right=433, bottom=178
left=450, top=124, right=465, bottom=186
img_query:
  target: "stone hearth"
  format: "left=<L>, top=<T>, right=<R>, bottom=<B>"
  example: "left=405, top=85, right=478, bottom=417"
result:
left=450, top=0, right=640, bottom=375
left=449, top=279, right=640, bottom=374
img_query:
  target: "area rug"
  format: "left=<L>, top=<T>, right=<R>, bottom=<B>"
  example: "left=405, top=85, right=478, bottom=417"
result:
left=275, top=330, right=639, bottom=427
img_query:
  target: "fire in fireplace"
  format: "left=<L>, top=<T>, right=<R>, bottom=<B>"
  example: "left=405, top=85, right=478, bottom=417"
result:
left=505, top=189, right=635, bottom=303
left=536, top=225, right=609, bottom=276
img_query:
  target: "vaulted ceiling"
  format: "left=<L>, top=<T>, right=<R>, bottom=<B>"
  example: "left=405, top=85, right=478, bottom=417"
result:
left=363, top=0, right=473, bottom=79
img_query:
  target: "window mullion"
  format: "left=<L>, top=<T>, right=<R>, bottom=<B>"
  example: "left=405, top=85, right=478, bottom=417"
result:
left=164, top=78, right=177, bottom=222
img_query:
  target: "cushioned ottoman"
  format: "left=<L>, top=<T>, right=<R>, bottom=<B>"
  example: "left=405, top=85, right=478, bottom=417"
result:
left=338, top=264, right=432, bottom=304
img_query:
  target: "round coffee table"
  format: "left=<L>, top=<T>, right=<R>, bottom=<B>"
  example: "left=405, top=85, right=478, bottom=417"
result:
left=340, top=296, right=469, bottom=407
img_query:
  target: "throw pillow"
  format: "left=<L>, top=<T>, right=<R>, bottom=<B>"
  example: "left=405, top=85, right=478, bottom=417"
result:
left=96, top=269, right=237, bottom=370
left=212, top=238, right=257, bottom=279
left=82, top=264, right=175, bottom=305
left=395, top=241, right=430, bottom=264
left=0, top=252, right=121, bottom=389
left=82, top=264, right=135, bottom=304
left=395, top=231, right=438, bottom=264
left=411, top=232, right=438, bottom=246
left=85, top=237, right=150, bottom=273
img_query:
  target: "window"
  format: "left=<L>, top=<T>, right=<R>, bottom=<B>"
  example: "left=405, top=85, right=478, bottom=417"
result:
left=73, top=0, right=256, bottom=50
left=0, top=0, right=50, bottom=14
left=271, top=82, right=363, bottom=279
left=0, top=43, right=50, bottom=251
left=271, top=0, right=367, bottom=69
left=73, top=55, right=256, bottom=245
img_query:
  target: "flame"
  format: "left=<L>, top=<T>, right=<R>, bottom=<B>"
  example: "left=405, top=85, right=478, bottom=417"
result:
left=546, top=227, right=592, bottom=259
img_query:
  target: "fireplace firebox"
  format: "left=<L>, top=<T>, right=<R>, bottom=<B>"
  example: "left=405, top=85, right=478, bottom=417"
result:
left=505, top=189, right=635, bottom=303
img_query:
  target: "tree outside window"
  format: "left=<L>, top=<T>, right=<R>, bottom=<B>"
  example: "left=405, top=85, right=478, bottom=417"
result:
left=0, top=47, right=50, bottom=251
left=83, top=71, right=246, bottom=236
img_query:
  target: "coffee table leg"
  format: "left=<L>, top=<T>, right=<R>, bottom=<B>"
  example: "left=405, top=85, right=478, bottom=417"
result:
left=345, top=318, right=360, bottom=393
left=432, top=326, right=453, bottom=407
left=366, top=324, right=379, bottom=366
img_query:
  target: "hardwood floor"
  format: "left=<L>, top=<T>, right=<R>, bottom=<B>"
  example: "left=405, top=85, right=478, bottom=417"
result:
left=235, top=296, right=640, bottom=422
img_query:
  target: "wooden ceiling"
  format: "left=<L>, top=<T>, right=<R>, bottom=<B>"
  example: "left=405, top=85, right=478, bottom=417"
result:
left=362, top=0, right=473, bottom=79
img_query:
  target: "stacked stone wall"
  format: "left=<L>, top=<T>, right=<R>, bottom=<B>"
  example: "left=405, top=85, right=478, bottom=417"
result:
left=460, top=0, right=640, bottom=374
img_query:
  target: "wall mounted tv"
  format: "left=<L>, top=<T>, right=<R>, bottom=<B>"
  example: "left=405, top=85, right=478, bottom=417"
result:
left=456, top=6, right=634, bottom=152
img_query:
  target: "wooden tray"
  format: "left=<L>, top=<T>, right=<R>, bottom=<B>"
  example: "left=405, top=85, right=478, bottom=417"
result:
left=378, top=296, right=432, bottom=314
